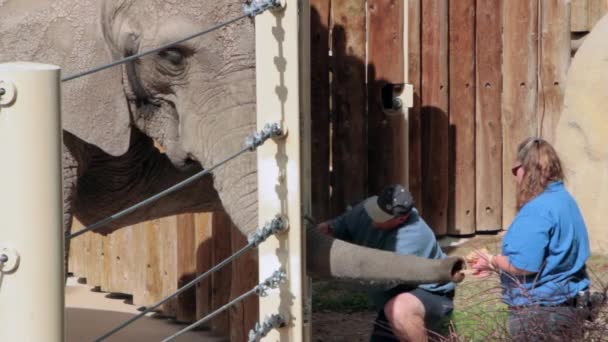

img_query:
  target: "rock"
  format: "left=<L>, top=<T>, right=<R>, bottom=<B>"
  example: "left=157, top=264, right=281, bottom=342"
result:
left=555, top=14, right=608, bottom=252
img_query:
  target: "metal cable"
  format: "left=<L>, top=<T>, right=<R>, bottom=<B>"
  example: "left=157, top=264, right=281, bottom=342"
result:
left=93, top=216, right=286, bottom=341
left=94, top=243, right=253, bottom=342
left=69, top=122, right=282, bottom=240
left=162, top=269, right=286, bottom=342
left=164, top=287, right=258, bottom=342
left=61, top=0, right=281, bottom=82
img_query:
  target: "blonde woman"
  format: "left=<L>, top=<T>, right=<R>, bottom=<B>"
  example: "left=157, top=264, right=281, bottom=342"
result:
left=473, top=137, right=591, bottom=339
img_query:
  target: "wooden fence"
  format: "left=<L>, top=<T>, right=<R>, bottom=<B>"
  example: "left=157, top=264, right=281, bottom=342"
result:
left=69, top=0, right=608, bottom=339
left=69, top=211, right=257, bottom=341
left=310, top=0, right=608, bottom=235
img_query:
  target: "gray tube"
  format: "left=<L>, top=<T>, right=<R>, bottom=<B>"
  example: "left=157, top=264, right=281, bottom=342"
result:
left=306, top=225, right=465, bottom=285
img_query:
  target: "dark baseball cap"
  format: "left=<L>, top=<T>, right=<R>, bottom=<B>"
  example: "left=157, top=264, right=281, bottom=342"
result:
left=363, top=184, right=415, bottom=222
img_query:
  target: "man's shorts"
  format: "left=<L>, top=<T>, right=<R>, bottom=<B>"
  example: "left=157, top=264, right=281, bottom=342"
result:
left=369, top=287, right=455, bottom=342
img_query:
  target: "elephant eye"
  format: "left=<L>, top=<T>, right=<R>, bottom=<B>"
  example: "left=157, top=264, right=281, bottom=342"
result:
left=159, top=48, right=186, bottom=66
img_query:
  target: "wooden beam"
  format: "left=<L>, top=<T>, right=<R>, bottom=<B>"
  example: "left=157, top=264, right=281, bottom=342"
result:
left=571, top=0, right=590, bottom=32
left=408, top=0, right=423, bottom=210
left=588, top=0, right=608, bottom=29
left=421, top=0, right=449, bottom=236
left=331, top=0, right=368, bottom=213
left=475, top=0, right=503, bottom=232
left=131, top=223, right=148, bottom=306
left=229, top=225, right=259, bottom=342
left=448, top=0, right=476, bottom=235
left=159, top=217, right=178, bottom=317
left=539, top=0, right=571, bottom=144
left=194, top=213, right=213, bottom=320
left=368, top=0, right=408, bottom=193
left=310, top=0, right=331, bottom=222
left=502, top=0, right=539, bottom=228
left=176, top=214, right=197, bottom=323
left=143, top=220, right=163, bottom=306
left=210, top=211, right=231, bottom=335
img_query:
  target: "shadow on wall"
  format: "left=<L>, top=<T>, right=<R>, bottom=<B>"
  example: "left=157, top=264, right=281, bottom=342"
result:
left=310, top=5, right=453, bottom=238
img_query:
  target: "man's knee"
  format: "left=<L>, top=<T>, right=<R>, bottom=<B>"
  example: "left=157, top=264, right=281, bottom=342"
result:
left=384, top=292, right=426, bottom=324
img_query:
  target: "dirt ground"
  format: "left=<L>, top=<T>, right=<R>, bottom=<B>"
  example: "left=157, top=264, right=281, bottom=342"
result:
left=312, top=311, right=377, bottom=342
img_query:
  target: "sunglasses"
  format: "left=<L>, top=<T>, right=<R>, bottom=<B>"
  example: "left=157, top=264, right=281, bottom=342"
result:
left=511, top=164, right=522, bottom=176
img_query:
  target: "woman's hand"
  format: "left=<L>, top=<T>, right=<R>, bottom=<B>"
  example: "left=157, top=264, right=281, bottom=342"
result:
left=466, top=249, right=496, bottom=278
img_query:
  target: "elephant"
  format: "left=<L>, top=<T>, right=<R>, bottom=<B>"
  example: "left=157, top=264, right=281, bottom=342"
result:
left=0, top=0, right=464, bottom=285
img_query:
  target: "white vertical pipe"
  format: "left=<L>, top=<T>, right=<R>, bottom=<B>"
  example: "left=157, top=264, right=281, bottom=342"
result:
left=0, top=62, right=64, bottom=341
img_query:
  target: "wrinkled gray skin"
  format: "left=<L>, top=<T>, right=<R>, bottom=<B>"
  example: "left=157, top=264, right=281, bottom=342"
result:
left=0, top=0, right=463, bottom=284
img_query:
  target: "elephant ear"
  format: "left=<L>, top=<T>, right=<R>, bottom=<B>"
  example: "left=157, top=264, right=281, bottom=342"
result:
left=62, top=0, right=136, bottom=156
left=0, top=0, right=131, bottom=156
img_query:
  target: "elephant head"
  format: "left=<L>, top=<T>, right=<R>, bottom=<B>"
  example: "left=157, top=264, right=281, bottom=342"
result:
left=0, top=0, right=464, bottom=284
left=99, top=0, right=259, bottom=231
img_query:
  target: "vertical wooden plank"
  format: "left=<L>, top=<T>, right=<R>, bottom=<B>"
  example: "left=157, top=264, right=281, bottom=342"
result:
left=502, top=0, right=539, bottom=228
left=89, top=230, right=105, bottom=287
left=229, top=224, right=259, bottom=342
left=421, top=0, right=449, bottom=235
left=176, top=214, right=197, bottom=323
left=100, top=233, right=112, bottom=291
left=131, top=222, right=148, bottom=306
left=331, top=0, right=367, bottom=214
left=368, top=0, right=407, bottom=193
left=448, top=0, right=476, bottom=235
left=310, top=0, right=331, bottom=222
left=408, top=0, right=423, bottom=209
left=588, top=0, right=608, bottom=29
left=108, top=227, right=131, bottom=292
left=539, top=0, right=571, bottom=144
left=194, top=213, right=213, bottom=320
left=160, top=217, right=178, bottom=316
left=144, top=220, right=163, bottom=305
left=475, top=0, right=503, bottom=232
left=571, top=0, right=590, bottom=32
left=211, top=211, right=231, bottom=335
left=108, top=231, right=121, bottom=291
left=368, top=0, right=406, bottom=189
left=68, top=220, right=85, bottom=277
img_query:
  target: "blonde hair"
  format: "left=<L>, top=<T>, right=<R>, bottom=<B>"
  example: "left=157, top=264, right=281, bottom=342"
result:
left=515, top=137, right=565, bottom=210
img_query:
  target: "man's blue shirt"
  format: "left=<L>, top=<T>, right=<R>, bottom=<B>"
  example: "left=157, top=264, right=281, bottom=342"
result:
left=501, top=181, right=590, bottom=306
left=330, top=204, right=455, bottom=306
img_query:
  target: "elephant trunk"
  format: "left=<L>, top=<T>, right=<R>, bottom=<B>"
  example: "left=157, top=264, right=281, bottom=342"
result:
left=212, top=146, right=464, bottom=284
left=306, top=225, right=465, bottom=285
left=212, top=152, right=259, bottom=235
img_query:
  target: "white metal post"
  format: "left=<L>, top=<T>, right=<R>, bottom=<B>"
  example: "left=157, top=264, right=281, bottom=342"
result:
left=255, top=0, right=311, bottom=340
left=0, top=62, right=64, bottom=341
left=400, top=1, right=413, bottom=187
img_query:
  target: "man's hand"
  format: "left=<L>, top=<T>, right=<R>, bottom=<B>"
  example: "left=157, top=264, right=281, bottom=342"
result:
left=317, top=221, right=333, bottom=236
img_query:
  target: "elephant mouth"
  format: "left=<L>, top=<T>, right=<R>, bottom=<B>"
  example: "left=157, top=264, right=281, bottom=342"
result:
left=164, top=147, right=201, bottom=171
left=179, top=153, right=200, bottom=170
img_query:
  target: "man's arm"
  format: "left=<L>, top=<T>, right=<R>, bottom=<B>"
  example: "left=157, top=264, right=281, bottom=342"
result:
left=316, top=209, right=353, bottom=241
left=317, top=221, right=334, bottom=236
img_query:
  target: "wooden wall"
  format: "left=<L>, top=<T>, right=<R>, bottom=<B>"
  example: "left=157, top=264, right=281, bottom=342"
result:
left=571, top=0, right=608, bottom=32
left=310, top=0, right=608, bottom=235
left=68, top=211, right=257, bottom=340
